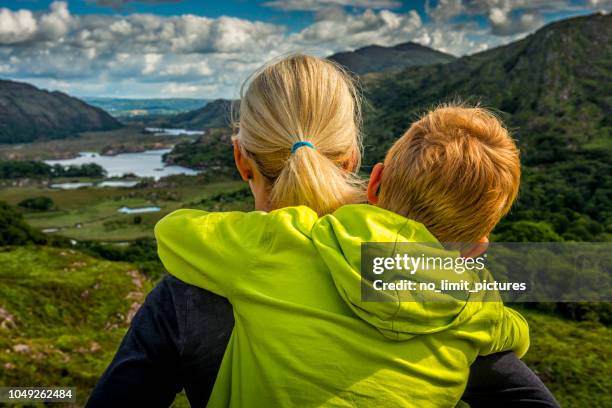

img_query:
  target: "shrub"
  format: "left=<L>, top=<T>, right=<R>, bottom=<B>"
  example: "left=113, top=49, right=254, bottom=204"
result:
left=18, top=196, right=55, bottom=211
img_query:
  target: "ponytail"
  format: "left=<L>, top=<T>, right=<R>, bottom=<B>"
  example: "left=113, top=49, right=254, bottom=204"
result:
left=271, top=143, right=364, bottom=215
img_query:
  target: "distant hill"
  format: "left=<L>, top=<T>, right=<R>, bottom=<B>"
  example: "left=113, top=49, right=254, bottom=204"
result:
left=0, top=80, right=121, bottom=144
left=157, top=99, right=235, bottom=130
left=328, top=42, right=456, bottom=75
left=363, top=13, right=611, bottom=163
left=163, top=127, right=235, bottom=170
left=83, top=97, right=208, bottom=118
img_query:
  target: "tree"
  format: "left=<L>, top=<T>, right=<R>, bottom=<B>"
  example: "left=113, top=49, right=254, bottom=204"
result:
left=493, top=221, right=564, bottom=242
left=18, top=196, right=55, bottom=211
left=0, top=201, right=46, bottom=246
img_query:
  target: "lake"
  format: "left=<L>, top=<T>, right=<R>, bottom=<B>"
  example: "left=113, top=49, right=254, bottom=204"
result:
left=45, top=149, right=199, bottom=180
left=117, top=206, right=161, bottom=214
left=49, top=182, right=94, bottom=190
left=145, top=127, right=204, bottom=136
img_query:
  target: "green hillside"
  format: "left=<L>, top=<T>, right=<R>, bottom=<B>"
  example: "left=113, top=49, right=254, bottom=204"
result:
left=521, top=310, right=611, bottom=407
left=0, top=245, right=609, bottom=407
left=364, top=13, right=611, bottom=162
left=163, top=128, right=235, bottom=170
left=0, top=80, right=121, bottom=144
left=363, top=13, right=612, bottom=241
left=0, top=246, right=151, bottom=406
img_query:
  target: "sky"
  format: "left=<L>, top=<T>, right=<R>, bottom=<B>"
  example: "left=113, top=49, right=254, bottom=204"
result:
left=0, top=0, right=609, bottom=99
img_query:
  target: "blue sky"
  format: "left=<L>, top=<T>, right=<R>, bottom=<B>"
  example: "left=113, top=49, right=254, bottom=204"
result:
left=0, top=1, right=607, bottom=98
left=3, top=1, right=429, bottom=29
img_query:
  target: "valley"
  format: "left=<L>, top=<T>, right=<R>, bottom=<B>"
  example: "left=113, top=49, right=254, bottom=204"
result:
left=1, top=177, right=248, bottom=242
left=0, top=126, right=196, bottom=161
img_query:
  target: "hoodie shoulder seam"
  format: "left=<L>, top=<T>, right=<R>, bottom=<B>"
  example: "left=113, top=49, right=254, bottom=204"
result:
left=389, top=218, right=413, bottom=336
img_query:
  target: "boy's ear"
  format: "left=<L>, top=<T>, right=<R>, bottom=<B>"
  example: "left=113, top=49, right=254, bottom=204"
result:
left=233, top=140, right=252, bottom=181
left=461, top=236, right=489, bottom=258
left=367, top=163, right=385, bottom=205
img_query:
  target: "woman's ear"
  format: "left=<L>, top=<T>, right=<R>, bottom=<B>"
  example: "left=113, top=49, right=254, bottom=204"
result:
left=367, top=163, right=384, bottom=205
left=233, top=140, right=252, bottom=181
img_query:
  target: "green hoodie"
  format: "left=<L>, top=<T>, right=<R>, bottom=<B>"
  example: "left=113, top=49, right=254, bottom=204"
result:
left=155, top=204, right=529, bottom=407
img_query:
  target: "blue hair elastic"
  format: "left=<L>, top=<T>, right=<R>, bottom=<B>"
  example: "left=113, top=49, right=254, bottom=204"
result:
left=291, top=141, right=316, bottom=154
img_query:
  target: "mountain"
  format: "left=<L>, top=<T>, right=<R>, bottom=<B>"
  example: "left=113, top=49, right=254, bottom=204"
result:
left=363, top=13, right=611, bottom=164
left=328, top=42, right=456, bottom=75
left=363, top=13, right=611, bottom=242
left=157, top=99, right=235, bottom=130
left=0, top=80, right=121, bottom=144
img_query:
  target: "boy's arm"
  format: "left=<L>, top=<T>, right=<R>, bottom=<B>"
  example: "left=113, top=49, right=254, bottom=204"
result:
left=154, top=209, right=267, bottom=297
left=482, top=306, right=530, bottom=358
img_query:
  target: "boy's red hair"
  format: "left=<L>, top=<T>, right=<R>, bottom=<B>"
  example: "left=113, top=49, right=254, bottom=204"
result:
left=378, top=105, right=521, bottom=243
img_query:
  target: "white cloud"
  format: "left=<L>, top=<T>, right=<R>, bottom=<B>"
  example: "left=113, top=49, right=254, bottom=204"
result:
left=426, top=0, right=464, bottom=21
left=0, top=8, right=37, bottom=44
left=489, top=9, right=543, bottom=35
left=39, top=1, right=73, bottom=40
left=0, top=2, right=288, bottom=97
left=0, top=1, right=605, bottom=98
left=425, top=0, right=596, bottom=36
left=291, top=9, right=423, bottom=51
left=0, top=2, right=518, bottom=97
left=586, top=0, right=612, bottom=10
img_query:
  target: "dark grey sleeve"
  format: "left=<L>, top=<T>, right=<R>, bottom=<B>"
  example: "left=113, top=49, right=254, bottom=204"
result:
left=86, top=275, right=234, bottom=408
left=178, top=276, right=234, bottom=406
left=85, top=275, right=184, bottom=408
left=463, top=351, right=560, bottom=407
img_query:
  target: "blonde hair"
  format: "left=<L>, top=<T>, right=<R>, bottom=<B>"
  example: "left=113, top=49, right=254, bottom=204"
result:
left=234, top=54, right=365, bottom=215
left=378, top=105, right=521, bottom=243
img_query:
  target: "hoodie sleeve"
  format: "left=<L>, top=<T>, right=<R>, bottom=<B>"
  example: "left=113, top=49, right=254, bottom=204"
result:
left=154, top=209, right=267, bottom=298
left=482, top=306, right=530, bottom=358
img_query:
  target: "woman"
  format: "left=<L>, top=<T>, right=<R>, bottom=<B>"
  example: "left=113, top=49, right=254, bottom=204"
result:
left=87, top=55, right=558, bottom=407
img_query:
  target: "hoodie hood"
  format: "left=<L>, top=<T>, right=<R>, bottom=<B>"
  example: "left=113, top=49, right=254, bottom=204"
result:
left=312, top=204, right=483, bottom=341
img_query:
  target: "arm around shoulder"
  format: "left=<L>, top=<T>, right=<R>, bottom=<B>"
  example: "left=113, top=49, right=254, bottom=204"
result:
left=482, top=305, right=530, bottom=358
left=154, top=209, right=267, bottom=298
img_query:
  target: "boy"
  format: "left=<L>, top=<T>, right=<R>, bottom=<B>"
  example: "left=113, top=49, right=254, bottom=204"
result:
left=153, top=105, right=529, bottom=407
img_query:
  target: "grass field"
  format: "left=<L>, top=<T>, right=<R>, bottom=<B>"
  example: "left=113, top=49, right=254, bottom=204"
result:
left=521, top=309, right=612, bottom=407
left=0, top=246, right=192, bottom=407
left=0, top=177, right=248, bottom=241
